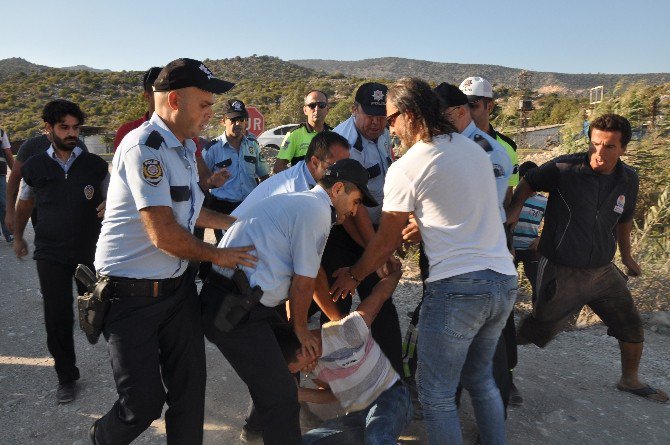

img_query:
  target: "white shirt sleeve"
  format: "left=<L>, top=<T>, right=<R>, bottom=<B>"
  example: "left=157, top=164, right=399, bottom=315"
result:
left=18, top=178, right=34, bottom=201
left=121, top=145, right=172, bottom=211
left=381, top=165, right=415, bottom=213
left=1, top=130, right=10, bottom=149
left=289, top=205, right=330, bottom=278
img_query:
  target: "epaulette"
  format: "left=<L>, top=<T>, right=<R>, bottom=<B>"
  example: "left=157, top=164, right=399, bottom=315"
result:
left=144, top=130, right=164, bottom=150
left=205, top=139, right=219, bottom=150
left=473, top=134, right=493, bottom=152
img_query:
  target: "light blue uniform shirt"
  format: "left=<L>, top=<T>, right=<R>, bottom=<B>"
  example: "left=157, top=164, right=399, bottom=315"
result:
left=203, top=133, right=269, bottom=202
left=334, top=116, right=392, bottom=225
left=231, top=160, right=315, bottom=219
left=213, top=186, right=334, bottom=307
left=461, top=121, right=512, bottom=222
left=95, top=113, right=204, bottom=279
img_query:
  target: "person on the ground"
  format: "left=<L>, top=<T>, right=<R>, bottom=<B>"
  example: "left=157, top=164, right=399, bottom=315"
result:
left=203, top=99, right=269, bottom=242
left=200, top=159, right=378, bottom=445
left=329, top=82, right=404, bottom=376
left=12, top=100, right=109, bottom=404
left=273, top=90, right=331, bottom=173
left=330, top=78, right=517, bottom=444
left=511, top=161, right=547, bottom=302
left=4, top=130, right=88, bottom=235
left=0, top=127, right=14, bottom=241
left=282, top=262, right=412, bottom=445
left=90, top=58, right=258, bottom=445
left=507, top=113, right=669, bottom=404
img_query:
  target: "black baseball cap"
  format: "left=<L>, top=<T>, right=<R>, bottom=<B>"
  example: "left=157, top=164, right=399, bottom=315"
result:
left=142, top=67, right=163, bottom=93
left=324, top=159, right=378, bottom=207
left=223, top=99, right=248, bottom=119
left=153, top=58, right=235, bottom=94
left=355, top=82, right=388, bottom=116
left=434, top=82, right=468, bottom=108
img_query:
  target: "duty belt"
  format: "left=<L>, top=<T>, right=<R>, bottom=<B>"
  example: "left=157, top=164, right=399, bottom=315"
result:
left=106, top=273, right=186, bottom=298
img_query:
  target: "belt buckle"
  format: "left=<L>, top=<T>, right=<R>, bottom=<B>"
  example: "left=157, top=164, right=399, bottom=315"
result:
left=152, top=281, right=159, bottom=298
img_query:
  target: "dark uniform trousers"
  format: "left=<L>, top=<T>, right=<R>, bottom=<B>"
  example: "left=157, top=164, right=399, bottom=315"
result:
left=36, top=260, right=89, bottom=384
left=320, top=225, right=404, bottom=376
left=94, top=267, right=206, bottom=445
left=200, top=277, right=302, bottom=445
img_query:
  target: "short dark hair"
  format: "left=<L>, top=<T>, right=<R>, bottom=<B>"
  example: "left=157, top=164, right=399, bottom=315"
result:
left=305, top=89, right=328, bottom=102
left=518, top=161, right=538, bottom=178
left=588, top=114, right=632, bottom=147
left=305, top=131, right=350, bottom=161
left=387, top=77, right=456, bottom=142
left=41, top=99, right=85, bottom=126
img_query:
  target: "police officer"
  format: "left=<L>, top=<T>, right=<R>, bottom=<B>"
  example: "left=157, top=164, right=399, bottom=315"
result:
left=12, top=100, right=108, bottom=404
left=203, top=99, right=269, bottom=242
left=91, top=58, right=257, bottom=445
left=200, top=158, right=377, bottom=445
left=329, top=82, right=404, bottom=376
left=273, top=90, right=331, bottom=173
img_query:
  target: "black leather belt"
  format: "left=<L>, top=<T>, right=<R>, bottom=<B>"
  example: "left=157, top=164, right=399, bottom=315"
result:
left=106, top=273, right=185, bottom=298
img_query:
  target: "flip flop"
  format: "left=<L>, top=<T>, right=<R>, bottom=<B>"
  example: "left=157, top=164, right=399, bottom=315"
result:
left=616, top=383, right=669, bottom=403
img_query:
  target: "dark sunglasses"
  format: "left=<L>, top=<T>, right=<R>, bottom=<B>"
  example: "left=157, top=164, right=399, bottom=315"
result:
left=386, top=111, right=402, bottom=126
left=306, top=102, right=327, bottom=109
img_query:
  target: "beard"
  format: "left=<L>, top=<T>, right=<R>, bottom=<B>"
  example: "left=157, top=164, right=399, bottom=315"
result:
left=52, top=133, right=78, bottom=151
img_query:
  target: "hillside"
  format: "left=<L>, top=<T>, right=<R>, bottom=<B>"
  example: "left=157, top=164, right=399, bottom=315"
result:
left=290, top=57, right=670, bottom=93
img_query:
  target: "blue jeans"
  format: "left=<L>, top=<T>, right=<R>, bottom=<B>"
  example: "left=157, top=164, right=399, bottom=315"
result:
left=302, top=382, right=413, bottom=445
left=417, top=269, right=517, bottom=445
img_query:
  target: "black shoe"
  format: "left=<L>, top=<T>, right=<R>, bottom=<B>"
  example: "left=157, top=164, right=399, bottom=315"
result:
left=509, top=382, right=523, bottom=406
left=239, top=427, right=263, bottom=443
left=56, top=381, right=76, bottom=404
left=89, top=420, right=98, bottom=444
left=4, top=234, right=12, bottom=243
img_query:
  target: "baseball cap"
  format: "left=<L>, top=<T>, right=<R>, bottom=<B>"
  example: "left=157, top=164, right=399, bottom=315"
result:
left=143, top=67, right=163, bottom=93
left=434, top=82, right=468, bottom=108
left=153, top=58, right=235, bottom=94
left=223, top=99, right=248, bottom=119
left=459, top=76, right=493, bottom=99
left=354, top=82, right=388, bottom=116
left=324, top=159, right=378, bottom=207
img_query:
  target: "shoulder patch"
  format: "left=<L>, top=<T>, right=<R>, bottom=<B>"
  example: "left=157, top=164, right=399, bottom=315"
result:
left=473, top=134, right=493, bottom=152
left=142, top=159, right=164, bottom=186
left=144, top=131, right=164, bottom=150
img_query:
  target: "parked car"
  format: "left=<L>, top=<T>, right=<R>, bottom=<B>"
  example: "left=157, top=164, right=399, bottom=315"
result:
left=257, top=124, right=300, bottom=150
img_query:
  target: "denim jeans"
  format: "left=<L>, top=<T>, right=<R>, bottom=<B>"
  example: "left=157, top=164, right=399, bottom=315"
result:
left=417, top=269, right=517, bottom=445
left=302, top=382, right=413, bottom=445
left=0, top=177, right=9, bottom=236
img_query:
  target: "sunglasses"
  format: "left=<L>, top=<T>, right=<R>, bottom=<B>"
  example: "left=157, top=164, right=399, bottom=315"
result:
left=306, top=102, right=328, bottom=110
left=386, top=110, right=402, bottom=126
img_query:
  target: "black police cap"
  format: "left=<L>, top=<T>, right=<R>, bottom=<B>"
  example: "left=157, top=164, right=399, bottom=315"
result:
left=153, top=58, right=235, bottom=94
left=324, top=159, right=378, bottom=207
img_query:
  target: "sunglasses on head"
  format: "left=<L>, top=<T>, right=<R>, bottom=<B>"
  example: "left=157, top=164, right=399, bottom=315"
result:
left=306, top=102, right=327, bottom=110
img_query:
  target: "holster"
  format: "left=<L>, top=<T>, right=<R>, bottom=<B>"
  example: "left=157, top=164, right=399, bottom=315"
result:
left=76, top=277, right=112, bottom=344
left=211, top=269, right=263, bottom=333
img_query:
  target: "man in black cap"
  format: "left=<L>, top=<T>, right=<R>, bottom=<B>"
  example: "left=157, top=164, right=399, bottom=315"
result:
left=329, top=82, right=404, bottom=376
left=202, top=99, right=269, bottom=242
left=91, top=58, right=256, bottom=445
left=200, top=158, right=376, bottom=445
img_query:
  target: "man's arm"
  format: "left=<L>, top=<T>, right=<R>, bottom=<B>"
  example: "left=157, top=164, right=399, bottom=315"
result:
left=616, top=220, right=641, bottom=276
left=4, top=159, right=24, bottom=232
left=287, top=273, right=321, bottom=360
left=312, top=267, right=344, bottom=321
left=3, top=148, right=14, bottom=170
left=330, top=211, right=408, bottom=300
left=272, top=158, right=289, bottom=174
left=140, top=206, right=256, bottom=268
left=356, top=266, right=402, bottom=328
left=12, top=197, right=34, bottom=259
left=195, top=207, right=236, bottom=230
left=297, top=387, right=337, bottom=405
left=505, top=178, right=535, bottom=226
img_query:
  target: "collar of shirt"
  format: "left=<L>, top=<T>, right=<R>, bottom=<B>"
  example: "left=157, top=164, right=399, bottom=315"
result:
left=46, top=145, right=82, bottom=172
left=149, top=112, right=197, bottom=154
left=462, top=121, right=481, bottom=140
left=299, top=160, right=317, bottom=188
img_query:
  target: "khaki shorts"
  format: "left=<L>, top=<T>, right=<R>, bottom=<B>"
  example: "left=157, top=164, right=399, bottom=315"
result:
left=518, top=258, right=644, bottom=346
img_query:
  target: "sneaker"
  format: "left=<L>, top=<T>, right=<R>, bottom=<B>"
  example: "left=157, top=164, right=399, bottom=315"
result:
left=4, top=234, right=12, bottom=243
left=509, top=382, right=523, bottom=406
left=56, top=381, right=76, bottom=404
left=239, top=427, right=263, bottom=443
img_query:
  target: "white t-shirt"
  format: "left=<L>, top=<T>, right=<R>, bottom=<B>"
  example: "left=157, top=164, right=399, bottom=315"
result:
left=382, top=133, right=516, bottom=282
left=313, top=312, right=399, bottom=413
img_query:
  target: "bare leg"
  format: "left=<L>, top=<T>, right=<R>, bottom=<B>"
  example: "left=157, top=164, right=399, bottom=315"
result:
left=617, top=341, right=668, bottom=403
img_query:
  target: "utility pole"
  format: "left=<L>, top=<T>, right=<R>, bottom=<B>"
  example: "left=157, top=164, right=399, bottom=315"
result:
left=516, top=70, right=533, bottom=149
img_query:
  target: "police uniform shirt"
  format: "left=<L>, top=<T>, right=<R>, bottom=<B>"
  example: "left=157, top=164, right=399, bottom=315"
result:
left=334, top=116, right=392, bottom=225
left=95, top=113, right=204, bottom=279
left=0, top=128, right=10, bottom=176
left=203, top=133, right=269, bottom=203
left=231, top=160, right=316, bottom=219
left=212, top=186, right=334, bottom=307
left=461, top=121, right=512, bottom=222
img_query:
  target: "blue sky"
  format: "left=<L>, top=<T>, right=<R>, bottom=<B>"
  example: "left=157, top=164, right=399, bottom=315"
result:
left=3, top=0, right=668, bottom=74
